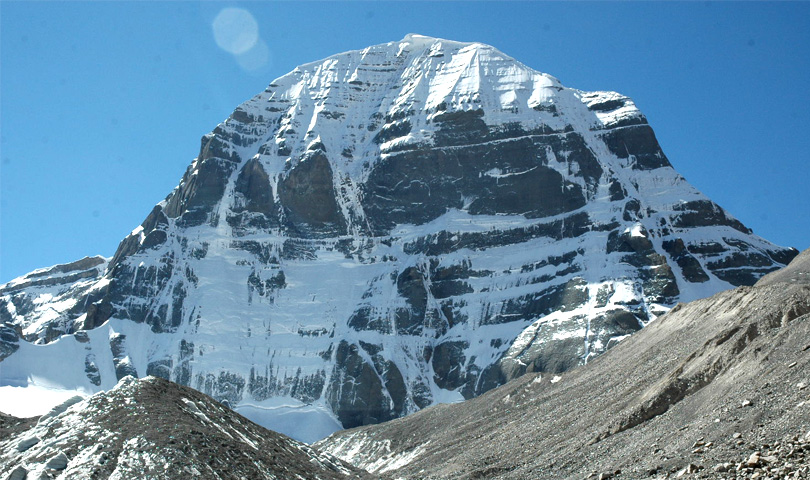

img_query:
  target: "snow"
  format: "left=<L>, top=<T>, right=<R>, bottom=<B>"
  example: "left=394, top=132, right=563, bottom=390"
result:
left=235, top=400, right=343, bottom=444
left=372, top=443, right=429, bottom=473
left=316, top=432, right=429, bottom=474
left=0, top=257, right=109, bottom=341
left=0, top=33, right=795, bottom=445
left=627, top=223, right=646, bottom=238
left=0, top=384, right=88, bottom=418
left=181, top=398, right=212, bottom=423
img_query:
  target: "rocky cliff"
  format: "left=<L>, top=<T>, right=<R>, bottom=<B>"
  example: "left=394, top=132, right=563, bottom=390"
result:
left=0, top=34, right=796, bottom=442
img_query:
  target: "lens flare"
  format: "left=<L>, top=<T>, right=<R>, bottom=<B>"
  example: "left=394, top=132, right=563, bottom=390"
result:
left=212, top=8, right=259, bottom=55
left=236, top=39, right=271, bottom=72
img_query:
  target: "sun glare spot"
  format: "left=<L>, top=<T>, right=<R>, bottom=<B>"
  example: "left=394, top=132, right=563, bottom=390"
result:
left=212, top=8, right=259, bottom=55
left=236, top=39, right=272, bottom=72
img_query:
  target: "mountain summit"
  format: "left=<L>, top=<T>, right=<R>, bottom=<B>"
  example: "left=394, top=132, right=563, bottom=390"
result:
left=0, top=35, right=797, bottom=442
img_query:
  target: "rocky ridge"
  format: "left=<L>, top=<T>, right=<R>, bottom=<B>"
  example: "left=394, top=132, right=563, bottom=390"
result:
left=317, top=248, right=810, bottom=479
left=0, top=34, right=797, bottom=441
left=0, top=376, right=367, bottom=480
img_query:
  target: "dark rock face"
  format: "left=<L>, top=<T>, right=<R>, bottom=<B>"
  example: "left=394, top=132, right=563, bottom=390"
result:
left=236, top=159, right=275, bottom=214
left=478, top=306, right=646, bottom=394
left=327, top=341, right=396, bottom=429
left=607, top=227, right=680, bottom=302
left=662, top=238, right=710, bottom=283
left=164, top=134, right=241, bottom=227
left=246, top=365, right=326, bottom=405
left=363, top=133, right=591, bottom=234
left=431, top=340, right=469, bottom=390
left=228, top=158, right=280, bottom=235
left=278, top=151, right=346, bottom=237
left=0, top=35, right=798, bottom=440
left=109, top=333, right=138, bottom=380
left=756, top=248, right=810, bottom=286
left=0, top=325, right=19, bottom=361
left=599, top=124, right=673, bottom=170
left=672, top=200, right=751, bottom=233
left=0, top=258, right=102, bottom=296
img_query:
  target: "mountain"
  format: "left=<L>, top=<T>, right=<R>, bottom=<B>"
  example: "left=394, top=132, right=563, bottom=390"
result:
left=317, top=249, right=810, bottom=479
left=0, top=34, right=797, bottom=442
left=0, top=376, right=367, bottom=479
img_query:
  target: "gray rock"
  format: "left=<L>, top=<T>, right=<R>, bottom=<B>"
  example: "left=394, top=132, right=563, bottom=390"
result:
left=110, top=333, right=139, bottom=380
left=432, top=341, right=469, bottom=390
left=46, top=452, right=69, bottom=470
left=38, top=395, right=84, bottom=423
left=756, top=248, right=810, bottom=287
left=163, top=133, right=240, bottom=227
left=6, top=466, right=27, bottom=480
left=16, top=435, right=39, bottom=452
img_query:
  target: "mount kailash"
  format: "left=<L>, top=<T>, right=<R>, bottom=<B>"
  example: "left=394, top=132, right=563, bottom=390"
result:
left=0, top=34, right=797, bottom=442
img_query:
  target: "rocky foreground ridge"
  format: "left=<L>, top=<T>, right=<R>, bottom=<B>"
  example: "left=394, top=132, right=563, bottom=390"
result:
left=0, top=376, right=367, bottom=480
left=318, top=249, right=810, bottom=479
left=0, top=34, right=797, bottom=440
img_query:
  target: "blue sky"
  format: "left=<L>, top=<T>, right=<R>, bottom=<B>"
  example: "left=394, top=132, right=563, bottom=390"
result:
left=1, top=1, right=808, bottom=283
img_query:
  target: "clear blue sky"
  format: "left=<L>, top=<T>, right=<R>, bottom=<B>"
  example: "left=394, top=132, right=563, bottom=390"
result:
left=1, top=1, right=808, bottom=283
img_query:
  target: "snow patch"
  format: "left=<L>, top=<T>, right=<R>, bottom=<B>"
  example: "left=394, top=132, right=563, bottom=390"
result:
left=0, top=384, right=89, bottom=418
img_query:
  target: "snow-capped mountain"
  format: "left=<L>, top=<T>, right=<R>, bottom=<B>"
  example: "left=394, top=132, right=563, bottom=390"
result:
left=0, top=34, right=796, bottom=442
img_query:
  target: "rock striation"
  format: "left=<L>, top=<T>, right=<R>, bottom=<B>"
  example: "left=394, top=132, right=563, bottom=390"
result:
left=0, top=34, right=797, bottom=441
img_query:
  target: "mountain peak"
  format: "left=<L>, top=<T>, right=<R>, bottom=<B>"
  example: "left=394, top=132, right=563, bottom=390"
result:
left=0, top=36, right=797, bottom=443
left=400, top=32, right=437, bottom=43
left=397, top=32, right=487, bottom=52
left=402, top=32, right=432, bottom=40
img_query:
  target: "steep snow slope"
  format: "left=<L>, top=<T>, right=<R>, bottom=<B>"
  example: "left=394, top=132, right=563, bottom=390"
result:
left=0, top=35, right=797, bottom=442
